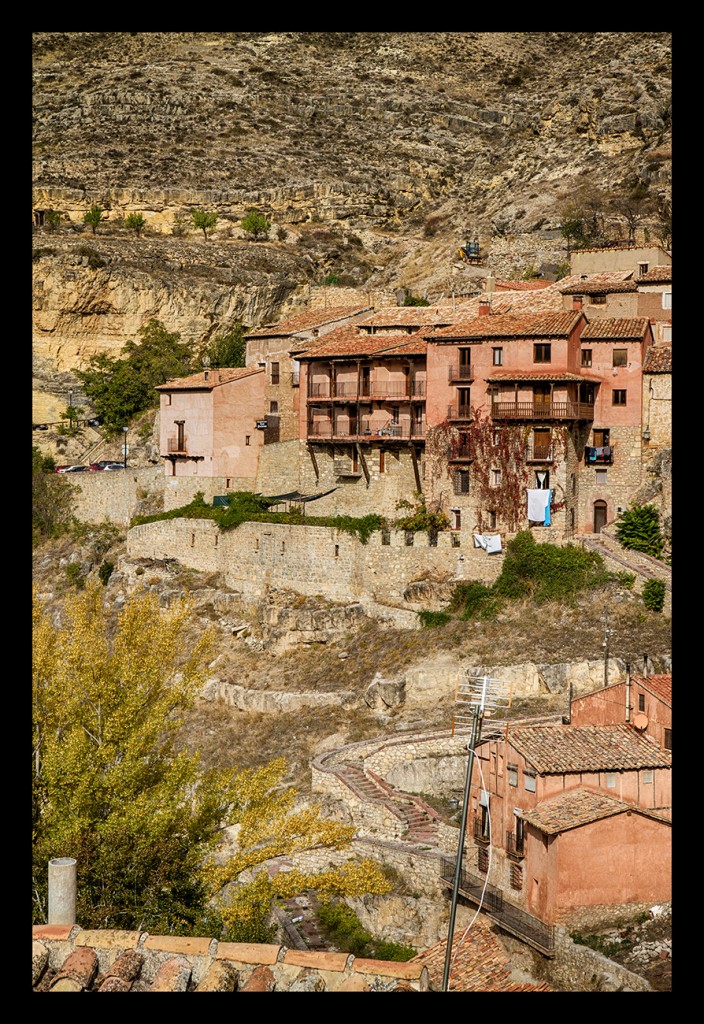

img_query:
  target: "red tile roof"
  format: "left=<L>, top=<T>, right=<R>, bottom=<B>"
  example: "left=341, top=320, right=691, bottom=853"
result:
left=411, top=919, right=552, bottom=992
left=580, top=318, right=651, bottom=340
left=426, top=311, right=582, bottom=341
left=357, top=305, right=469, bottom=327
left=155, top=367, right=263, bottom=391
left=643, top=345, right=672, bottom=373
left=638, top=266, right=672, bottom=284
left=485, top=370, right=599, bottom=383
left=630, top=673, right=672, bottom=706
left=508, top=723, right=672, bottom=773
left=296, top=326, right=432, bottom=359
left=245, top=305, right=372, bottom=338
left=494, top=279, right=553, bottom=291
left=519, top=788, right=671, bottom=835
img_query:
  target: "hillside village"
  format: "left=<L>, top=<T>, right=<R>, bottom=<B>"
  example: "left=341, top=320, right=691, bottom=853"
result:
left=32, top=32, right=672, bottom=994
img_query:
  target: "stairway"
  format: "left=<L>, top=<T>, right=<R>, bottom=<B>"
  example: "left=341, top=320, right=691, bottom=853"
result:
left=334, top=762, right=440, bottom=846
left=579, top=533, right=671, bottom=592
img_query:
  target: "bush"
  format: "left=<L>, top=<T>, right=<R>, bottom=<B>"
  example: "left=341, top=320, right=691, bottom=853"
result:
left=419, top=610, right=451, bottom=628
left=240, top=208, right=270, bottom=240
left=449, top=580, right=503, bottom=620
left=98, top=560, right=114, bottom=586
left=615, top=504, right=665, bottom=559
left=315, top=900, right=415, bottom=961
left=642, top=578, right=666, bottom=612
left=65, top=563, right=86, bottom=589
left=493, top=530, right=612, bottom=604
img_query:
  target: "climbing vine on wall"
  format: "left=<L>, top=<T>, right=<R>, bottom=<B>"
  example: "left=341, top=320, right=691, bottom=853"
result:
left=427, top=409, right=569, bottom=533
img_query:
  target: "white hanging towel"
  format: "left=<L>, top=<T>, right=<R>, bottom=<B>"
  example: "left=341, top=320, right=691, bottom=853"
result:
left=473, top=533, right=487, bottom=549
left=485, top=534, right=502, bottom=553
left=527, top=488, right=550, bottom=521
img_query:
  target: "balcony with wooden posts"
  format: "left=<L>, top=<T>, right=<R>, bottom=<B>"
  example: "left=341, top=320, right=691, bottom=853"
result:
left=307, top=419, right=426, bottom=442
left=491, top=399, right=595, bottom=421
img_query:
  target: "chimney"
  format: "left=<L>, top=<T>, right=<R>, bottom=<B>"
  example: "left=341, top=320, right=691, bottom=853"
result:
left=478, top=298, right=491, bottom=316
left=572, top=295, right=583, bottom=311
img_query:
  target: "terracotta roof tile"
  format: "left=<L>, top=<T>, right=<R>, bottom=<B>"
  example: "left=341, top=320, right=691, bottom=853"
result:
left=296, top=326, right=431, bottom=359
left=638, top=266, right=672, bottom=283
left=580, top=318, right=650, bottom=340
left=485, top=370, right=599, bottom=383
left=630, top=673, right=672, bottom=706
left=643, top=345, right=672, bottom=373
left=494, top=279, right=553, bottom=291
left=245, top=305, right=372, bottom=338
left=357, top=305, right=469, bottom=327
left=519, top=788, right=671, bottom=835
left=427, top=310, right=581, bottom=341
left=155, top=366, right=263, bottom=391
left=508, top=723, right=672, bottom=773
left=411, top=919, right=551, bottom=992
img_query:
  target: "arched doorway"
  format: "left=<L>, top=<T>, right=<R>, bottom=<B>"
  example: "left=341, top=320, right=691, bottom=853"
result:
left=593, top=500, right=607, bottom=534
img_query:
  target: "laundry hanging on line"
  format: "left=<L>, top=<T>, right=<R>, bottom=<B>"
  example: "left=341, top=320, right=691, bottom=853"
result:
left=473, top=533, right=503, bottom=553
left=526, top=488, right=552, bottom=525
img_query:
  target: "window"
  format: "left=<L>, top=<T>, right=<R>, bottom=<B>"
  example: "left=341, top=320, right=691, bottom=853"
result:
left=281, top=541, right=286, bottom=555
left=490, top=468, right=501, bottom=488
left=612, top=389, right=627, bottom=406
left=662, top=291, right=672, bottom=309
left=165, top=394, right=172, bottom=405
left=510, top=864, right=523, bottom=891
left=593, top=429, right=610, bottom=447
left=454, top=469, right=470, bottom=494
left=590, top=294, right=606, bottom=305
left=334, top=544, right=339, bottom=557
left=270, top=362, right=280, bottom=384
left=523, top=770, right=536, bottom=793
left=613, top=349, right=628, bottom=367
left=638, top=262, right=649, bottom=277
left=245, top=435, right=251, bottom=445
left=662, top=324, right=672, bottom=342
left=405, top=531, right=414, bottom=546
left=487, top=511, right=497, bottom=530
left=638, top=693, right=646, bottom=712
left=381, top=527, right=391, bottom=546
left=269, top=400, right=279, bottom=413
left=664, top=728, right=672, bottom=750
left=451, top=509, right=461, bottom=531
left=581, top=349, right=592, bottom=367
left=605, top=772, right=617, bottom=789
left=508, top=764, right=518, bottom=787
left=226, top=478, right=232, bottom=488
left=533, top=343, right=551, bottom=363
left=492, top=429, right=501, bottom=446
left=595, top=469, right=607, bottom=484
left=643, top=770, right=654, bottom=785
left=492, top=347, right=503, bottom=366
left=477, top=847, right=489, bottom=873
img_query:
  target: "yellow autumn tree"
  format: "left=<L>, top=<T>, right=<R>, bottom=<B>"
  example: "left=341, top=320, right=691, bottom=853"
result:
left=32, top=582, right=390, bottom=937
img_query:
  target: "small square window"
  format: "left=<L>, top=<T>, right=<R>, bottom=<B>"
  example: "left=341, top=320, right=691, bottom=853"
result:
left=508, top=764, right=518, bottom=787
left=581, top=349, right=592, bottom=367
left=492, top=347, right=503, bottom=366
left=490, top=468, right=501, bottom=488
left=643, top=770, right=654, bottom=785
left=523, top=771, right=536, bottom=793
left=606, top=772, right=617, bottom=788
left=269, top=400, right=279, bottom=413
left=533, top=343, right=551, bottom=363
left=612, top=389, right=627, bottom=406
left=595, top=469, right=607, bottom=484
left=613, top=349, right=628, bottom=367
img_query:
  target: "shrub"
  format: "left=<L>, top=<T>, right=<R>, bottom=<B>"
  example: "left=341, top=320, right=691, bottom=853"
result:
left=65, top=563, right=86, bottom=589
left=315, top=900, right=415, bottom=961
left=419, top=610, right=451, bottom=628
left=494, top=530, right=612, bottom=604
left=642, top=578, right=666, bottom=612
left=615, top=504, right=665, bottom=559
left=98, top=560, right=114, bottom=586
left=449, top=580, right=503, bottom=620
left=240, top=208, right=270, bottom=241
left=323, top=273, right=341, bottom=285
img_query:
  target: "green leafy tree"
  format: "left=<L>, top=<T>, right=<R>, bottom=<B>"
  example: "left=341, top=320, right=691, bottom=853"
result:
left=642, top=578, right=666, bottom=612
left=402, top=291, right=430, bottom=307
left=125, top=212, right=147, bottom=236
left=83, top=203, right=104, bottom=235
left=615, top=504, right=664, bottom=559
left=75, top=319, right=195, bottom=431
left=201, top=324, right=247, bottom=368
left=240, top=208, right=270, bottom=241
left=32, top=447, right=75, bottom=547
left=191, top=209, right=218, bottom=240
left=32, top=583, right=390, bottom=934
left=45, top=210, right=63, bottom=232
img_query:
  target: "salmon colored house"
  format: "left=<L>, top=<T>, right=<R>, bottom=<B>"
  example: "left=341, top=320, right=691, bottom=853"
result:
left=156, top=366, right=266, bottom=479
left=463, top=722, right=672, bottom=925
left=570, top=672, right=672, bottom=757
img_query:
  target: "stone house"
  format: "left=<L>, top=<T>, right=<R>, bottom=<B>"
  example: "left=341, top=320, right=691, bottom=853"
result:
left=464, top=722, right=672, bottom=925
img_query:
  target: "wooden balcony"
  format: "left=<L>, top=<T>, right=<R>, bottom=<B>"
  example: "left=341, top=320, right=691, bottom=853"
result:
left=307, top=422, right=425, bottom=441
left=585, top=444, right=614, bottom=465
left=448, top=405, right=474, bottom=422
left=448, top=445, right=473, bottom=462
left=448, top=364, right=474, bottom=383
left=525, top=444, right=555, bottom=463
left=491, top=401, right=595, bottom=421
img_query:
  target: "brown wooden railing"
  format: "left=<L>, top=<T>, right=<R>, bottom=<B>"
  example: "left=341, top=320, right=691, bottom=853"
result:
left=448, top=364, right=474, bottom=382
left=491, top=401, right=595, bottom=421
left=448, top=405, right=474, bottom=421
left=525, top=444, right=554, bottom=462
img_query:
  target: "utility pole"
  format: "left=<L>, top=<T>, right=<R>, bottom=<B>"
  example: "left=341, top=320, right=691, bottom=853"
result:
left=602, top=608, right=611, bottom=688
left=441, top=674, right=512, bottom=992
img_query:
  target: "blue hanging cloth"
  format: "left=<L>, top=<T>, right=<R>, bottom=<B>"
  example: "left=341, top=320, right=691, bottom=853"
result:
left=544, top=489, right=552, bottom=526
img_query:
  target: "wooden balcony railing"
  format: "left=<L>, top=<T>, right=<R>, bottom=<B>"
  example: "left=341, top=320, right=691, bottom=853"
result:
left=307, top=422, right=425, bottom=441
left=585, top=444, right=614, bottom=465
left=448, top=405, right=474, bottom=421
left=491, top=401, right=595, bottom=421
left=448, top=364, right=474, bottom=382
left=525, top=444, right=555, bottom=462
left=448, top=445, right=473, bottom=461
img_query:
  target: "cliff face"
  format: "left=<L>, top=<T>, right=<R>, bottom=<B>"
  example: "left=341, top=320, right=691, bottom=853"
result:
left=32, top=31, right=671, bottom=404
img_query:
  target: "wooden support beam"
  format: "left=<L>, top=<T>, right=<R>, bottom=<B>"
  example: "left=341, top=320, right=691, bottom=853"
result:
left=410, top=445, right=422, bottom=493
left=307, top=444, right=319, bottom=482
left=355, top=443, right=370, bottom=487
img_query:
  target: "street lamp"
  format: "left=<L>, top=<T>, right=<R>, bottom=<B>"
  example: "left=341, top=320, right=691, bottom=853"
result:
left=123, top=426, right=128, bottom=469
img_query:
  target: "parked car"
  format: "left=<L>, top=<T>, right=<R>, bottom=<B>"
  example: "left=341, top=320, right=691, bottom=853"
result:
left=56, top=464, right=91, bottom=473
left=102, top=462, right=126, bottom=470
left=86, top=417, right=102, bottom=427
left=90, top=460, right=122, bottom=471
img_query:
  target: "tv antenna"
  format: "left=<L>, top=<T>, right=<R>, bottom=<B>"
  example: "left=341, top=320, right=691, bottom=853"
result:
left=442, top=673, right=513, bottom=992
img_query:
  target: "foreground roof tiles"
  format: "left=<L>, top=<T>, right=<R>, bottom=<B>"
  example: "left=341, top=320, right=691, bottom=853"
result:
left=519, top=788, right=671, bottom=835
left=245, top=305, right=372, bottom=338
left=296, top=326, right=432, bottom=359
left=508, top=723, right=672, bottom=773
left=580, top=318, right=650, bottom=340
left=155, top=366, right=263, bottom=391
left=638, top=265, right=671, bottom=284
left=412, top=920, right=551, bottom=992
left=427, top=310, right=582, bottom=340
left=643, top=345, right=672, bottom=373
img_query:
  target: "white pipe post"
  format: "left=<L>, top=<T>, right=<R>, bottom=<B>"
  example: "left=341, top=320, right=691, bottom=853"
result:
left=48, top=857, right=77, bottom=925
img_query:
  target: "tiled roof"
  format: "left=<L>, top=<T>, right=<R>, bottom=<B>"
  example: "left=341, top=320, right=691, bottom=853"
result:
left=412, top=921, right=551, bottom=992
left=631, top=673, right=672, bottom=706
left=508, top=723, right=672, bottom=773
left=638, top=266, right=672, bottom=284
left=357, top=305, right=470, bottom=327
left=494, top=279, right=553, bottom=291
left=485, top=370, right=600, bottom=383
left=295, top=326, right=432, bottom=359
left=426, top=311, right=581, bottom=341
left=643, top=345, right=672, bottom=373
left=244, top=305, right=373, bottom=338
left=570, top=244, right=670, bottom=256
left=579, top=318, right=650, bottom=340
left=155, top=367, right=263, bottom=391
left=518, top=788, right=672, bottom=835
left=32, top=926, right=431, bottom=992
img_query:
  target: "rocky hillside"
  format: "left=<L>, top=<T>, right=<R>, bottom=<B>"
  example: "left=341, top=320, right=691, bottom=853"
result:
left=32, top=32, right=671, bottom=417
